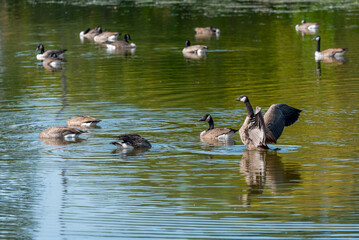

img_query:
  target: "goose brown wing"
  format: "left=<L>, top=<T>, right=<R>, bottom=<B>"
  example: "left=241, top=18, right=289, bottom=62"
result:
left=264, top=104, right=301, bottom=140
left=206, top=128, right=238, bottom=138
left=321, top=48, right=347, bottom=57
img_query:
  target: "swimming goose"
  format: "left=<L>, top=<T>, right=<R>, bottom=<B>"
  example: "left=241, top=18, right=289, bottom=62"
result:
left=103, top=34, right=136, bottom=49
left=66, top=116, right=101, bottom=127
left=94, top=30, right=121, bottom=43
left=199, top=114, right=238, bottom=141
left=312, top=35, right=347, bottom=60
left=42, top=52, right=62, bottom=70
left=295, top=20, right=320, bottom=32
left=36, top=43, right=67, bottom=60
left=39, top=126, right=86, bottom=139
left=79, top=26, right=102, bottom=39
left=235, top=95, right=301, bottom=150
left=194, top=26, right=220, bottom=34
left=182, top=40, right=208, bottom=55
left=111, top=134, right=152, bottom=149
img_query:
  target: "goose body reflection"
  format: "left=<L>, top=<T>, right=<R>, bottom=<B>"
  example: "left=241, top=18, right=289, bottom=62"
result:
left=240, top=150, right=301, bottom=196
left=235, top=95, right=301, bottom=150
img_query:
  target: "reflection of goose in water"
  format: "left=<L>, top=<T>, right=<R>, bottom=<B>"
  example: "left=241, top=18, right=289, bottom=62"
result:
left=235, top=95, right=301, bottom=150
left=315, top=57, right=347, bottom=76
left=240, top=150, right=301, bottom=198
left=199, top=114, right=238, bottom=144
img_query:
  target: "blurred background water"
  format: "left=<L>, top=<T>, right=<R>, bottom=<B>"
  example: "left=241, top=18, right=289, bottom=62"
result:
left=0, top=0, right=359, bottom=239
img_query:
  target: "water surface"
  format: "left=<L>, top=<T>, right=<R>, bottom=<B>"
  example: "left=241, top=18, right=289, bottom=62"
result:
left=1, top=1, right=359, bottom=239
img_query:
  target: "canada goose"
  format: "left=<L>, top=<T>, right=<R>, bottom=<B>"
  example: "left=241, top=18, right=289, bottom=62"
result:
left=235, top=95, right=301, bottom=150
left=79, top=26, right=102, bottom=39
left=312, top=35, right=347, bottom=61
left=66, top=116, right=101, bottom=127
left=182, top=40, right=208, bottom=55
left=94, top=30, right=121, bottom=43
left=111, top=134, right=152, bottom=149
left=39, top=126, right=86, bottom=140
left=42, top=52, right=62, bottom=70
left=36, top=44, right=67, bottom=60
left=194, top=26, right=220, bottom=35
left=199, top=114, right=238, bottom=141
left=295, top=20, right=320, bottom=32
left=103, top=34, right=136, bottom=49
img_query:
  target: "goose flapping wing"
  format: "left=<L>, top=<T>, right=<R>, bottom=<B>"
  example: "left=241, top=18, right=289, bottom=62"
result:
left=264, top=104, right=301, bottom=141
left=246, top=107, right=268, bottom=148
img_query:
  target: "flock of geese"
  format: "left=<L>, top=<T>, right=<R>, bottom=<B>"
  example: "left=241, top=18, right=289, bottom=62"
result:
left=37, top=19, right=347, bottom=151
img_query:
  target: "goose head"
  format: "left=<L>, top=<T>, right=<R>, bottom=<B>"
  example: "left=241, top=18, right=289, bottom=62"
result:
left=199, top=114, right=212, bottom=123
left=235, top=95, right=248, bottom=103
left=311, top=35, right=320, bottom=41
left=36, top=43, right=44, bottom=52
left=185, top=40, right=191, bottom=47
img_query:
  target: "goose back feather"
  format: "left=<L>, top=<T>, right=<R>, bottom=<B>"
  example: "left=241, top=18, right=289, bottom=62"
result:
left=199, top=114, right=238, bottom=141
left=66, top=116, right=101, bottom=127
left=39, top=126, right=86, bottom=139
left=182, top=40, right=208, bottom=54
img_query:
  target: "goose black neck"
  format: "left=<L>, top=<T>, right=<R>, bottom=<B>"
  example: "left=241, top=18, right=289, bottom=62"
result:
left=245, top=100, right=255, bottom=117
left=316, top=38, right=321, bottom=52
left=207, top=118, right=214, bottom=130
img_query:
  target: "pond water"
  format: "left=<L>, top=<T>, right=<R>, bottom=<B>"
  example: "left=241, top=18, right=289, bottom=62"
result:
left=1, top=0, right=359, bottom=239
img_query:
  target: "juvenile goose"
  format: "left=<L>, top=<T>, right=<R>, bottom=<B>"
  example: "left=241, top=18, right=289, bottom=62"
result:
left=94, top=30, right=121, bottom=43
left=42, top=52, right=62, bottom=70
left=103, top=34, right=136, bottom=49
left=295, top=20, right=320, bottom=32
left=79, top=26, right=102, bottom=39
left=312, top=35, right=347, bottom=60
left=39, top=126, right=86, bottom=139
left=182, top=40, right=208, bottom=55
left=199, top=114, right=238, bottom=142
left=36, top=43, right=67, bottom=60
left=235, top=95, right=301, bottom=150
left=66, top=116, right=101, bottom=128
left=111, top=134, right=152, bottom=149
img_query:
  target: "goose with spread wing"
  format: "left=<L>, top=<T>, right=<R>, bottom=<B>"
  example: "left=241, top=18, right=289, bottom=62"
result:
left=235, top=95, right=301, bottom=150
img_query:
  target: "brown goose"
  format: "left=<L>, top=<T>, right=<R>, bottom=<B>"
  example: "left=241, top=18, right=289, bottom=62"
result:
left=66, top=116, right=101, bottom=127
left=39, top=126, right=86, bottom=139
left=199, top=114, right=238, bottom=141
left=194, top=26, right=220, bottom=35
left=295, top=20, right=320, bottom=32
left=182, top=40, right=207, bottom=55
left=36, top=44, right=67, bottom=60
left=235, top=95, right=301, bottom=150
left=79, top=26, right=102, bottom=39
left=103, top=34, right=136, bottom=49
left=111, top=134, right=152, bottom=149
left=312, top=35, right=347, bottom=60
left=94, top=30, right=121, bottom=43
